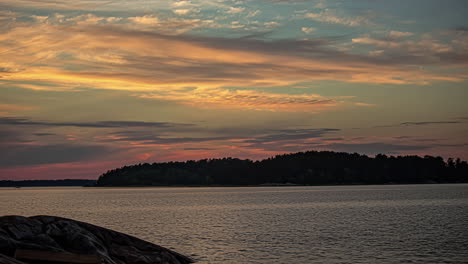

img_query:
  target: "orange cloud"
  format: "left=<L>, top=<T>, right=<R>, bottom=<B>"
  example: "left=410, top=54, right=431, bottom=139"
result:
left=140, top=88, right=337, bottom=112
left=1, top=19, right=466, bottom=112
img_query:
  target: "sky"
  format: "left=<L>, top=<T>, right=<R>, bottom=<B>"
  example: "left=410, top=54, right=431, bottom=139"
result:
left=0, top=0, right=467, bottom=180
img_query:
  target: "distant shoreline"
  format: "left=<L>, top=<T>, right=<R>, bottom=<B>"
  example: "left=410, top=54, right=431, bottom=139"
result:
left=0, top=179, right=96, bottom=187
left=3, top=182, right=466, bottom=188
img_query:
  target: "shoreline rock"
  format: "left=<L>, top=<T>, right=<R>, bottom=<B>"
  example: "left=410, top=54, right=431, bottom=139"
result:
left=0, top=215, right=194, bottom=264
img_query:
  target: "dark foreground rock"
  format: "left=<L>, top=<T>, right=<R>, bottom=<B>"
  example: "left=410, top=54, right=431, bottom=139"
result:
left=0, top=215, right=194, bottom=264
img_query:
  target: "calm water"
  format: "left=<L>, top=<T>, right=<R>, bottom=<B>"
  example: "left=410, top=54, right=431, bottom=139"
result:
left=1, top=184, right=467, bottom=263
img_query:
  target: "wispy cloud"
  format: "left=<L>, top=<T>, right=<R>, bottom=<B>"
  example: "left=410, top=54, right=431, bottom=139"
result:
left=243, top=128, right=339, bottom=144
left=0, top=0, right=107, bottom=11
left=173, top=9, right=193, bottom=15
left=301, top=27, right=316, bottom=34
left=0, top=143, right=117, bottom=167
left=388, top=30, right=414, bottom=38
left=140, top=88, right=337, bottom=112
left=354, top=102, right=376, bottom=107
left=352, top=36, right=452, bottom=53
left=106, top=130, right=233, bottom=145
left=315, top=142, right=431, bottom=155
left=375, top=120, right=464, bottom=128
left=0, top=117, right=193, bottom=128
left=183, top=147, right=214, bottom=150
left=400, top=121, right=462, bottom=126
left=305, top=10, right=373, bottom=27
left=227, top=7, right=245, bottom=14
left=352, top=31, right=468, bottom=67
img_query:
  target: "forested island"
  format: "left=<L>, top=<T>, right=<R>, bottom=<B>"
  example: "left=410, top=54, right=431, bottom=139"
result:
left=96, top=151, right=467, bottom=186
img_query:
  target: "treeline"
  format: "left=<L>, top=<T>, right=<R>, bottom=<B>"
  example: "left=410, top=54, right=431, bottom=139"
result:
left=0, top=179, right=96, bottom=187
left=96, top=151, right=468, bottom=186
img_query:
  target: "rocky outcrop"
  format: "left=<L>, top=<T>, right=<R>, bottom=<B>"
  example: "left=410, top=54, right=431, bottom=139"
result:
left=0, top=215, right=194, bottom=264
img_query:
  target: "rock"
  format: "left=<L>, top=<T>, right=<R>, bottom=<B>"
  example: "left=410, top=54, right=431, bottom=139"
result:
left=0, top=215, right=194, bottom=264
left=0, top=253, right=25, bottom=264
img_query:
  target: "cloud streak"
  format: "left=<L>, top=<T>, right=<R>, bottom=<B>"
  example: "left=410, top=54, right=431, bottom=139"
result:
left=0, top=143, right=116, bottom=167
left=0, top=117, right=193, bottom=128
left=315, top=142, right=431, bottom=155
left=400, top=121, right=462, bottom=126
left=305, top=11, right=373, bottom=27
left=95, top=128, right=341, bottom=152
left=140, top=88, right=337, bottom=112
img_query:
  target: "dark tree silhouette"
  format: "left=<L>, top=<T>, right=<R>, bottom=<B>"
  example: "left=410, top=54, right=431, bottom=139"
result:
left=96, top=151, right=468, bottom=186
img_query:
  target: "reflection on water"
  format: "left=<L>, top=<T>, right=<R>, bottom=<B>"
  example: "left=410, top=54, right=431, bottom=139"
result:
left=1, top=184, right=467, bottom=263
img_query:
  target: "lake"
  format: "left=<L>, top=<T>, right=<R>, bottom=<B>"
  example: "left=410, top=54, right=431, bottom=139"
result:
left=1, top=184, right=467, bottom=263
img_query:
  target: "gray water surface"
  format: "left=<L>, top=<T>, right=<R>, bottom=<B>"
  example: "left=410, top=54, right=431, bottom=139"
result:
left=1, top=184, right=467, bottom=263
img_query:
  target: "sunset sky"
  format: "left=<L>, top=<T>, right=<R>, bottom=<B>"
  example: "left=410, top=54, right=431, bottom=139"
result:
left=0, top=0, right=467, bottom=180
